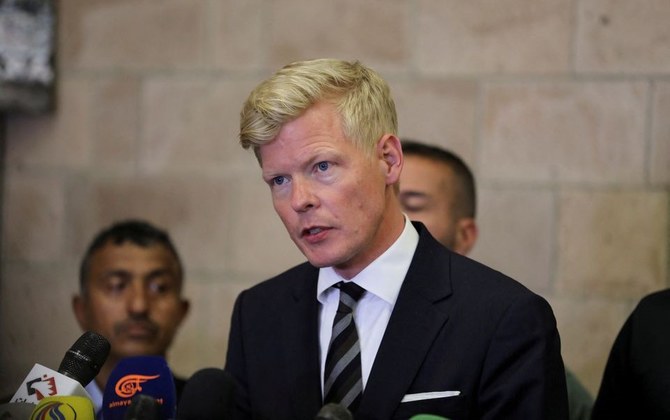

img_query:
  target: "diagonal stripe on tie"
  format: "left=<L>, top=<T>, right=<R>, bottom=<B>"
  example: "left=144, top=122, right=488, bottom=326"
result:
left=324, top=281, right=366, bottom=413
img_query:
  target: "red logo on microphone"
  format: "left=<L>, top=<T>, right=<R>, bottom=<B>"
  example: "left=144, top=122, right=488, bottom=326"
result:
left=26, top=375, right=57, bottom=400
left=114, top=374, right=160, bottom=398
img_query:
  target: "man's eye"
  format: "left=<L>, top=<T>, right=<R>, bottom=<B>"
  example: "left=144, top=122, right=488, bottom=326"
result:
left=148, top=281, right=169, bottom=294
left=106, top=278, right=126, bottom=293
left=316, top=161, right=329, bottom=171
left=272, top=176, right=286, bottom=186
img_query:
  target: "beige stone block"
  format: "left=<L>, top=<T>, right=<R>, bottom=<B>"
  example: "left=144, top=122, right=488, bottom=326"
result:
left=168, top=273, right=266, bottom=376
left=556, top=190, right=668, bottom=299
left=3, top=173, right=66, bottom=262
left=210, top=0, right=264, bottom=71
left=227, top=177, right=306, bottom=279
left=393, top=79, right=478, bottom=164
left=266, top=0, right=410, bottom=72
left=6, top=77, right=92, bottom=168
left=548, top=295, right=634, bottom=395
left=415, top=0, right=572, bottom=75
left=481, top=81, right=647, bottom=184
left=651, top=82, right=670, bottom=185
left=169, top=277, right=251, bottom=376
left=140, top=78, right=259, bottom=174
left=469, top=188, right=554, bottom=294
left=67, top=176, right=230, bottom=272
left=90, top=77, right=141, bottom=168
left=576, top=0, right=670, bottom=73
left=61, top=0, right=206, bottom=70
left=0, top=263, right=81, bottom=397
left=6, top=76, right=141, bottom=170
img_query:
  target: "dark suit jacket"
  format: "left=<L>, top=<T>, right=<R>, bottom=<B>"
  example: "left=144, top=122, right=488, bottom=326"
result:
left=591, top=289, right=670, bottom=420
left=225, top=223, right=568, bottom=419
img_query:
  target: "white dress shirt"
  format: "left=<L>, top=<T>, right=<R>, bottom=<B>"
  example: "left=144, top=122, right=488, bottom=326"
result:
left=85, top=380, right=103, bottom=418
left=317, top=216, right=419, bottom=396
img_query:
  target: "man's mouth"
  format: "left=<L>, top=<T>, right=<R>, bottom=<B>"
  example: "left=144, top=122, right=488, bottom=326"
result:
left=301, top=226, right=330, bottom=241
left=116, top=320, right=159, bottom=339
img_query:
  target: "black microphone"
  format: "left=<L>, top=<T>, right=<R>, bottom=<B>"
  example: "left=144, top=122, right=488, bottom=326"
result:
left=314, top=403, right=353, bottom=420
left=124, top=394, right=160, bottom=420
left=176, top=368, right=236, bottom=419
left=10, top=331, right=110, bottom=404
left=58, top=330, right=111, bottom=385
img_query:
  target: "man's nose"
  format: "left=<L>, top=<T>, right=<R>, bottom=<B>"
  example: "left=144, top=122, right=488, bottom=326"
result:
left=290, top=178, right=318, bottom=212
left=127, top=281, right=149, bottom=315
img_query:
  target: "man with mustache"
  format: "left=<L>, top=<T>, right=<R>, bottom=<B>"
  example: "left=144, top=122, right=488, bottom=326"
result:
left=72, top=219, right=189, bottom=415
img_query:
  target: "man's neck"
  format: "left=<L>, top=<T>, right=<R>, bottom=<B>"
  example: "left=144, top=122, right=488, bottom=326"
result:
left=95, top=358, right=117, bottom=390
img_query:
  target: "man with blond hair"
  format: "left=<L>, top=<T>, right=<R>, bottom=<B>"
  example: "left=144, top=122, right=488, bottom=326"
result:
left=225, top=58, right=568, bottom=419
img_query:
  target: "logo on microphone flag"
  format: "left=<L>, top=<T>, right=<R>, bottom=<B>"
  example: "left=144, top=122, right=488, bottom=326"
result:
left=115, top=374, right=160, bottom=398
left=30, top=395, right=95, bottom=420
left=30, top=400, right=77, bottom=419
left=26, top=375, right=58, bottom=400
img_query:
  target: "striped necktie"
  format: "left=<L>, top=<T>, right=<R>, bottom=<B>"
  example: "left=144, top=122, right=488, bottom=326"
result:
left=323, top=281, right=366, bottom=412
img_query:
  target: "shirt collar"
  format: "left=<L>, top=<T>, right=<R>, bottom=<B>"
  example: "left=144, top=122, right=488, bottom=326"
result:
left=317, top=215, right=419, bottom=305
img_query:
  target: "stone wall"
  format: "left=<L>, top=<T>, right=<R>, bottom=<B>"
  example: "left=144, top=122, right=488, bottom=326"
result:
left=1, top=0, right=669, bottom=397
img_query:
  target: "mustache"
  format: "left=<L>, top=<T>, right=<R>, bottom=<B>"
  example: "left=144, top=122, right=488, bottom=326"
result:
left=113, top=316, right=159, bottom=336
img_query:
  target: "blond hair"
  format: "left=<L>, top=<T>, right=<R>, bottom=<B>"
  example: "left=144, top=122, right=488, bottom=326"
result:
left=239, top=58, right=398, bottom=162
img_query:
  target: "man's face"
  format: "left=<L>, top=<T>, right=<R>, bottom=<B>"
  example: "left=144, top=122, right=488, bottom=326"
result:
left=400, top=155, right=459, bottom=250
left=259, top=101, right=402, bottom=279
left=73, top=242, right=188, bottom=362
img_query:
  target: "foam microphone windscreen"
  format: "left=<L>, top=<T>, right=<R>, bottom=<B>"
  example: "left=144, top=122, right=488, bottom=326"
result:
left=29, top=395, right=95, bottom=420
left=124, top=394, right=160, bottom=420
left=103, top=356, right=176, bottom=420
left=58, top=331, right=111, bottom=385
left=175, top=368, right=236, bottom=420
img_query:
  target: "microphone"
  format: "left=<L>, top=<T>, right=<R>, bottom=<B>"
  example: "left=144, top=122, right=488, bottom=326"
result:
left=314, top=403, right=353, bottom=420
left=29, top=395, right=95, bottom=419
left=124, top=394, right=160, bottom=420
left=58, top=330, right=110, bottom=384
left=175, top=368, right=236, bottom=419
left=102, top=355, right=176, bottom=420
left=10, top=331, right=110, bottom=404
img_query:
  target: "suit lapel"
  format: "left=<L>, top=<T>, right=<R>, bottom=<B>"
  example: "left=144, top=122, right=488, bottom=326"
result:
left=358, top=227, right=453, bottom=419
left=282, top=265, right=323, bottom=419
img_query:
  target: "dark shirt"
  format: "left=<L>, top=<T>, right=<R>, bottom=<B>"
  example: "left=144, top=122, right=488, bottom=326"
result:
left=592, top=289, right=670, bottom=420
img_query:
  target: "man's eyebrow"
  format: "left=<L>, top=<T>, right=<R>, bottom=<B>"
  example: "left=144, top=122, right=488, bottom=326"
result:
left=145, top=268, right=177, bottom=279
left=100, top=269, right=131, bottom=278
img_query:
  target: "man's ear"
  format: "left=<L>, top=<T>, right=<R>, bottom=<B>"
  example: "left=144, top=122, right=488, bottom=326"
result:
left=72, top=294, right=89, bottom=330
left=454, top=218, right=479, bottom=256
left=176, top=298, right=190, bottom=327
left=376, top=134, right=403, bottom=185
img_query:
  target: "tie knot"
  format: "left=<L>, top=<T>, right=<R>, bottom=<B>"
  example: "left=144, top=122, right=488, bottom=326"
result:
left=338, top=281, right=366, bottom=303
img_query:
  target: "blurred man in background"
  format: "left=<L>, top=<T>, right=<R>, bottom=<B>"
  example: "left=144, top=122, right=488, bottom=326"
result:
left=72, top=219, right=190, bottom=415
left=399, top=139, right=593, bottom=420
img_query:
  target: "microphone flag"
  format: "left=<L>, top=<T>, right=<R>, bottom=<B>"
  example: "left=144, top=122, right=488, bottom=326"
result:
left=10, top=363, right=92, bottom=404
left=102, top=355, right=176, bottom=420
